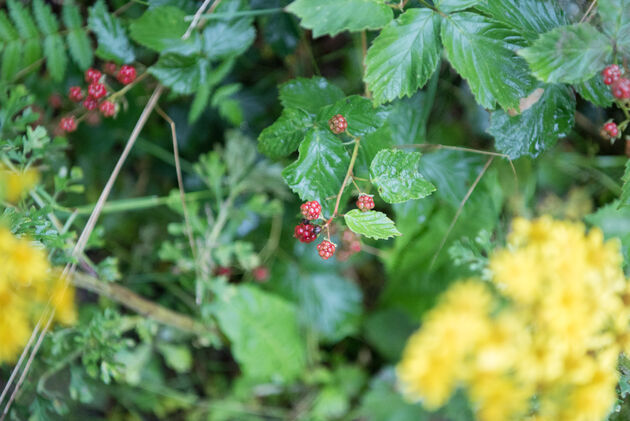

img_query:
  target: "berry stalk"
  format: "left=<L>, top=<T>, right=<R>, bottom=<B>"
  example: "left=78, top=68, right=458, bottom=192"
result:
left=326, top=135, right=362, bottom=226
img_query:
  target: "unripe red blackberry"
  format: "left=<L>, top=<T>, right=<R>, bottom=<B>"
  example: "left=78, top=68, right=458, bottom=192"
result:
left=83, top=97, right=98, bottom=111
left=117, top=65, right=137, bottom=85
left=317, top=240, right=336, bottom=260
left=85, top=68, right=102, bottom=84
left=602, top=64, right=622, bottom=85
left=99, top=100, right=116, bottom=117
left=294, top=223, right=318, bottom=243
left=612, top=78, right=630, bottom=99
left=300, top=200, right=322, bottom=220
left=88, top=83, right=107, bottom=100
left=328, top=114, right=348, bottom=134
left=48, top=93, right=63, bottom=109
left=602, top=121, right=619, bottom=139
left=68, top=86, right=84, bottom=102
left=356, top=195, right=375, bottom=212
left=252, top=266, right=270, bottom=282
left=104, top=61, right=118, bottom=75
left=59, top=116, right=77, bottom=132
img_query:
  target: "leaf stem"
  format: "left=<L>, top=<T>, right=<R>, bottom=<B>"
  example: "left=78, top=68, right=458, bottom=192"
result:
left=326, top=136, right=362, bottom=226
left=184, top=7, right=285, bottom=20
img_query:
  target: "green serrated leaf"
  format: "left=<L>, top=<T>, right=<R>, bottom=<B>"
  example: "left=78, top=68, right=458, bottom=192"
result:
left=188, top=80, right=212, bottom=123
left=476, top=0, right=568, bottom=41
left=441, top=12, right=535, bottom=110
left=279, top=77, right=345, bottom=116
left=287, top=0, right=393, bottom=38
left=518, top=23, right=612, bottom=84
left=258, top=108, right=313, bottom=159
left=619, top=160, right=630, bottom=209
left=1, top=41, right=21, bottom=81
left=67, top=30, right=93, bottom=70
left=43, top=34, right=67, bottom=82
left=33, top=0, right=59, bottom=36
left=573, top=75, right=615, bottom=107
left=214, top=285, right=306, bottom=382
left=0, top=11, right=19, bottom=41
left=7, top=0, right=39, bottom=39
left=149, top=54, right=209, bottom=95
left=202, top=17, right=256, bottom=61
left=282, top=128, right=350, bottom=215
left=344, top=209, right=401, bottom=239
left=62, top=1, right=83, bottom=29
left=370, top=149, right=435, bottom=203
left=599, top=0, right=630, bottom=55
left=317, top=95, right=389, bottom=137
left=23, top=38, right=42, bottom=68
left=88, top=0, right=135, bottom=63
left=130, top=6, right=198, bottom=54
left=364, top=9, right=441, bottom=105
left=434, top=0, right=480, bottom=13
left=488, top=84, right=575, bottom=159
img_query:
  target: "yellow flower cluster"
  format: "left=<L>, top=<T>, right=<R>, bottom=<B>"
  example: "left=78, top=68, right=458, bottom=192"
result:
left=398, top=217, right=629, bottom=421
left=0, top=227, right=76, bottom=364
left=0, top=166, right=39, bottom=203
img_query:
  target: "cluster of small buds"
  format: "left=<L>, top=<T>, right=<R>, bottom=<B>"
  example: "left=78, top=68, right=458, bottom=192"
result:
left=294, top=222, right=320, bottom=243
left=356, top=194, right=375, bottom=212
left=328, top=114, right=348, bottom=134
left=602, top=65, right=630, bottom=101
left=293, top=200, right=336, bottom=259
left=317, top=241, right=336, bottom=260
left=300, top=200, right=322, bottom=220
left=117, top=65, right=137, bottom=85
left=58, top=116, right=77, bottom=133
left=601, top=121, right=619, bottom=139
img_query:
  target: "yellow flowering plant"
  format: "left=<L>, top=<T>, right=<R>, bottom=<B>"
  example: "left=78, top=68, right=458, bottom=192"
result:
left=398, top=217, right=630, bottom=421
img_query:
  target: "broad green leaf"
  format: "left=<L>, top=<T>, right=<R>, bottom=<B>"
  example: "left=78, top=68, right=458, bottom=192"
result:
left=130, top=6, right=198, bottom=54
left=287, top=0, right=393, bottom=38
left=88, top=0, right=135, bottom=63
left=282, top=129, right=350, bottom=215
left=62, top=2, right=83, bottom=29
left=344, top=209, right=401, bottom=239
left=317, top=95, right=389, bottom=137
left=1, top=41, right=21, bottom=81
left=370, top=149, right=435, bottom=203
left=585, top=200, right=630, bottom=263
left=258, top=108, right=313, bottom=159
left=441, top=12, right=535, bottom=110
left=279, top=77, right=345, bottom=116
left=364, top=9, right=441, bottom=105
left=0, top=11, right=18, bottom=41
left=599, top=0, right=630, bottom=55
left=214, top=285, right=306, bottom=382
left=43, top=34, right=67, bottom=82
left=488, top=84, right=575, bottom=159
left=33, top=0, right=58, bottom=36
left=363, top=308, right=417, bottom=361
left=148, top=54, right=209, bottom=95
left=7, top=0, right=39, bottom=40
left=518, top=23, right=612, bottom=84
left=574, top=75, right=615, bottom=107
left=434, top=0, right=480, bottom=12
left=67, top=30, right=94, bottom=70
left=619, top=160, right=630, bottom=209
left=202, top=17, right=255, bottom=61
left=476, top=0, right=568, bottom=41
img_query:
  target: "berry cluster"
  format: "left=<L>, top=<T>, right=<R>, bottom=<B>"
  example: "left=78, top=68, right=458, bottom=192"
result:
left=58, top=63, right=137, bottom=133
left=293, top=200, right=336, bottom=259
left=317, top=241, right=336, bottom=260
left=599, top=64, right=630, bottom=141
left=601, top=121, right=619, bottom=139
left=294, top=222, right=320, bottom=243
left=328, top=114, right=348, bottom=134
left=300, top=200, right=321, bottom=220
left=356, top=194, right=375, bottom=212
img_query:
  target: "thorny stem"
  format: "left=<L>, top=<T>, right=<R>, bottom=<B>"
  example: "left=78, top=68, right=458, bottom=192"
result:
left=325, top=135, right=362, bottom=229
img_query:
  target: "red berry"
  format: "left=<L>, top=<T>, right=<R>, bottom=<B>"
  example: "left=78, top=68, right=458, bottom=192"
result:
left=602, top=122, right=619, bottom=138
left=85, top=68, right=102, bottom=84
left=88, top=83, right=107, bottom=100
left=300, top=200, right=322, bottom=220
left=252, top=266, right=270, bottom=282
left=602, top=65, right=622, bottom=85
left=48, top=93, right=63, bottom=108
left=328, top=114, right=348, bottom=134
left=83, top=96, right=98, bottom=111
left=612, top=78, right=630, bottom=99
left=215, top=266, right=232, bottom=277
left=317, top=240, right=336, bottom=260
left=99, top=100, right=116, bottom=117
left=59, top=116, right=77, bottom=132
left=117, top=65, right=137, bottom=85
left=104, top=61, right=118, bottom=75
left=68, top=86, right=84, bottom=102
left=356, top=195, right=375, bottom=212
left=294, top=223, right=319, bottom=243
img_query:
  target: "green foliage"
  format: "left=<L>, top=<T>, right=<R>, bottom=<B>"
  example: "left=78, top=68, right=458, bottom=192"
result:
left=370, top=149, right=435, bottom=203
left=620, top=161, right=630, bottom=209
left=88, top=0, right=135, bottom=63
left=129, top=6, right=191, bottom=53
left=599, top=0, right=630, bottom=56
left=149, top=53, right=210, bottom=95
left=344, top=209, right=401, bottom=239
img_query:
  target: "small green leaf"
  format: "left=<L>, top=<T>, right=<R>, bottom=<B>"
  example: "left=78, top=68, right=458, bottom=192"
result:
left=0, top=11, right=18, bottom=41
left=441, top=12, right=535, bottom=110
left=23, top=38, right=42, bottom=68
left=7, top=0, right=39, bottom=39
left=287, top=0, right=393, bottom=38
left=573, top=75, right=615, bottom=107
left=619, top=160, right=630, bottom=209
left=282, top=128, right=350, bottom=215
left=488, top=84, right=575, bottom=159
left=364, top=9, right=441, bottom=105
left=1, top=40, right=21, bottom=81
left=518, top=23, right=613, bottom=84
left=434, top=0, right=481, bottom=12
left=599, top=0, right=630, bottom=55
left=317, top=95, right=389, bottom=137
left=585, top=201, right=630, bottom=262
left=88, top=0, right=135, bottom=63
left=148, top=54, right=209, bottom=95
left=370, top=149, right=435, bottom=203
left=476, top=0, right=568, bottom=41
left=43, top=34, right=67, bottom=82
left=130, top=6, right=197, bottom=54
left=344, top=209, right=401, bottom=240
left=156, top=343, right=192, bottom=374
left=214, top=285, right=306, bottom=382
left=67, top=30, right=94, bottom=70
left=202, top=17, right=256, bottom=61
left=188, top=80, right=212, bottom=123
left=258, top=108, right=313, bottom=159
left=33, top=0, right=58, bottom=36
left=279, top=77, right=345, bottom=116
left=62, top=1, right=83, bottom=29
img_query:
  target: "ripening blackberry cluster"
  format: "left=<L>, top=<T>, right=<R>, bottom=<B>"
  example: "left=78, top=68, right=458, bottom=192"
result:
left=600, top=65, right=629, bottom=141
